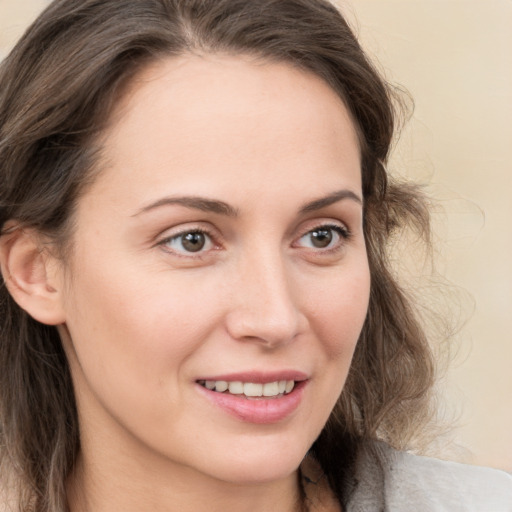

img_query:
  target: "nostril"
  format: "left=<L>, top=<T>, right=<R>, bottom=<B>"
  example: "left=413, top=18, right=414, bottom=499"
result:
left=224, top=309, right=302, bottom=347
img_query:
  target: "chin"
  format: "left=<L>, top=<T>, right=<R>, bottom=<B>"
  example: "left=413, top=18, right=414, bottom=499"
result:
left=192, top=434, right=311, bottom=485
left=210, top=457, right=301, bottom=485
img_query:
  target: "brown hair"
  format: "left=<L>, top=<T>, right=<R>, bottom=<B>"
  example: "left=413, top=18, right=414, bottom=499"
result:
left=0, top=0, right=435, bottom=510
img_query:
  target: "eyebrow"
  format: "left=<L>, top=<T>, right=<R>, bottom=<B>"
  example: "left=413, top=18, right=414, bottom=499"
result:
left=299, top=189, right=362, bottom=213
left=134, top=189, right=362, bottom=217
left=134, top=196, right=239, bottom=217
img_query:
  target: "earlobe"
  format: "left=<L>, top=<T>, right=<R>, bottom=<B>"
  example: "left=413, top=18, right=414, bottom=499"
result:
left=0, top=225, right=66, bottom=325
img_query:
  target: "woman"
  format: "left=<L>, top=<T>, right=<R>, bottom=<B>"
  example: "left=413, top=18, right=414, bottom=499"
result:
left=0, top=0, right=510, bottom=511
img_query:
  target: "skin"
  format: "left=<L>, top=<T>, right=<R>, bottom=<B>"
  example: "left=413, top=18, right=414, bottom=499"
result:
left=50, top=54, right=371, bottom=512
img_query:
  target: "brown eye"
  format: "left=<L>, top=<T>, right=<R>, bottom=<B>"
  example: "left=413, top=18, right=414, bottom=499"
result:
left=296, top=224, right=349, bottom=251
left=181, top=232, right=206, bottom=252
left=162, top=230, right=213, bottom=254
left=310, top=228, right=333, bottom=248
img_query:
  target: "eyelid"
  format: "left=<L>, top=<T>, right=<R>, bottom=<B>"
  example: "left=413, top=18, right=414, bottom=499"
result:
left=296, top=219, right=351, bottom=240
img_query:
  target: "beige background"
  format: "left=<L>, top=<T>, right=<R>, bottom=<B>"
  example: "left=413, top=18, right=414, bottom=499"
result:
left=1, top=0, right=511, bottom=470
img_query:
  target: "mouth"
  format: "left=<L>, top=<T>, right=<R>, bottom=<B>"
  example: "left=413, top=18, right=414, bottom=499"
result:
left=197, top=379, right=295, bottom=399
left=196, top=375, right=307, bottom=423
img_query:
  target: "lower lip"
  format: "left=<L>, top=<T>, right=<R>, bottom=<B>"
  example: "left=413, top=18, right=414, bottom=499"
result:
left=196, top=381, right=307, bottom=424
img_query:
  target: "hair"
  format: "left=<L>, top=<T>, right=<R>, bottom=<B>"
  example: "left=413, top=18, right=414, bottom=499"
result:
left=0, top=0, right=436, bottom=510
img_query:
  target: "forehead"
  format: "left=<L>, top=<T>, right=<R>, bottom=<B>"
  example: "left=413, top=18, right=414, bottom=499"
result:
left=89, top=54, right=362, bottom=209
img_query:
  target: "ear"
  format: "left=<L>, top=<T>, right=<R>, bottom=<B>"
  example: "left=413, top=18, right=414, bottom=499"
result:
left=0, top=225, right=66, bottom=325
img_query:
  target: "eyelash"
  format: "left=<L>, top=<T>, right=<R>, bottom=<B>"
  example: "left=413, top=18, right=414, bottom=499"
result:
left=158, top=223, right=351, bottom=258
left=158, top=227, right=218, bottom=259
left=295, top=223, right=351, bottom=253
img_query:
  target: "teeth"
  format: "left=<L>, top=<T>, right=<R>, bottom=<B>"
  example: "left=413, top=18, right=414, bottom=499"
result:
left=215, top=380, right=228, bottom=392
left=228, top=381, right=244, bottom=394
left=262, top=381, right=279, bottom=396
left=244, top=383, right=263, bottom=397
left=202, top=379, right=296, bottom=397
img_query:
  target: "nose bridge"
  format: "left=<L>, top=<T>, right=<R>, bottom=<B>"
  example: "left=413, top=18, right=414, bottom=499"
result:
left=225, top=242, right=303, bottom=346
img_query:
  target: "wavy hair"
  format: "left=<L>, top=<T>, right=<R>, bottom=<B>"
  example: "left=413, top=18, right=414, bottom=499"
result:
left=0, top=0, right=435, bottom=509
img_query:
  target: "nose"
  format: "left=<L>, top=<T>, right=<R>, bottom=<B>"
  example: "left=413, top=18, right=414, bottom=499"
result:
left=224, top=250, right=306, bottom=348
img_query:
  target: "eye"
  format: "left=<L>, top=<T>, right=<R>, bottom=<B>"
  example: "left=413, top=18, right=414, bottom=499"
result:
left=161, top=229, right=214, bottom=255
left=296, top=224, right=349, bottom=250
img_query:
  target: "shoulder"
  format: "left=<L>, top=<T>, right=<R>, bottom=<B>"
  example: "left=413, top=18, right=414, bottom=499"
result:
left=347, top=441, right=512, bottom=512
left=385, top=444, right=512, bottom=512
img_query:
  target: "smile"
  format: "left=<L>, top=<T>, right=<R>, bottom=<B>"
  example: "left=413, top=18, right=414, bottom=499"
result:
left=197, top=377, right=306, bottom=423
left=198, top=380, right=295, bottom=398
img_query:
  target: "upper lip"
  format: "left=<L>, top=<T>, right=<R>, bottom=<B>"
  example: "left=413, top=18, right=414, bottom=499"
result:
left=196, top=370, right=308, bottom=383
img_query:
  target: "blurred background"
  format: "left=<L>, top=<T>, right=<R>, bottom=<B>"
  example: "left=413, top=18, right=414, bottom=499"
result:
left=1, top=0, right=511, bottom=471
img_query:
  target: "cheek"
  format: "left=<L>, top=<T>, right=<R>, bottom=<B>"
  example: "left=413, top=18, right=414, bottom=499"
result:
left=306, top=264, right=371, bottom=361
left=61, top=254, right=223, bottom=396
left=294, top=261, right=370, bottom=439
left=60, top=260, right=227, bottom=451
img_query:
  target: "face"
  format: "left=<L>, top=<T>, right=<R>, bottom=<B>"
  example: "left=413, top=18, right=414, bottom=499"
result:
left=57, top=55, right=370, bottom=485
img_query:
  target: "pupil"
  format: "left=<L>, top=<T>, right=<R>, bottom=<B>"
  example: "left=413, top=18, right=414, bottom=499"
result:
left=182, top=232, right=205, bottom=252
left=311, top=229, right=332, bottom=248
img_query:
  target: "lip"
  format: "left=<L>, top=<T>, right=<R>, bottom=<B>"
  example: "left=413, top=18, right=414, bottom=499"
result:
left=197, top=370, right=308, bottom=383
left=195, top=371, right=308, bottom=424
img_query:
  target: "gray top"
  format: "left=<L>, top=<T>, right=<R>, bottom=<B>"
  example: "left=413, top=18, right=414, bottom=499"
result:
left=346, top=442, right=512, bottom=512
